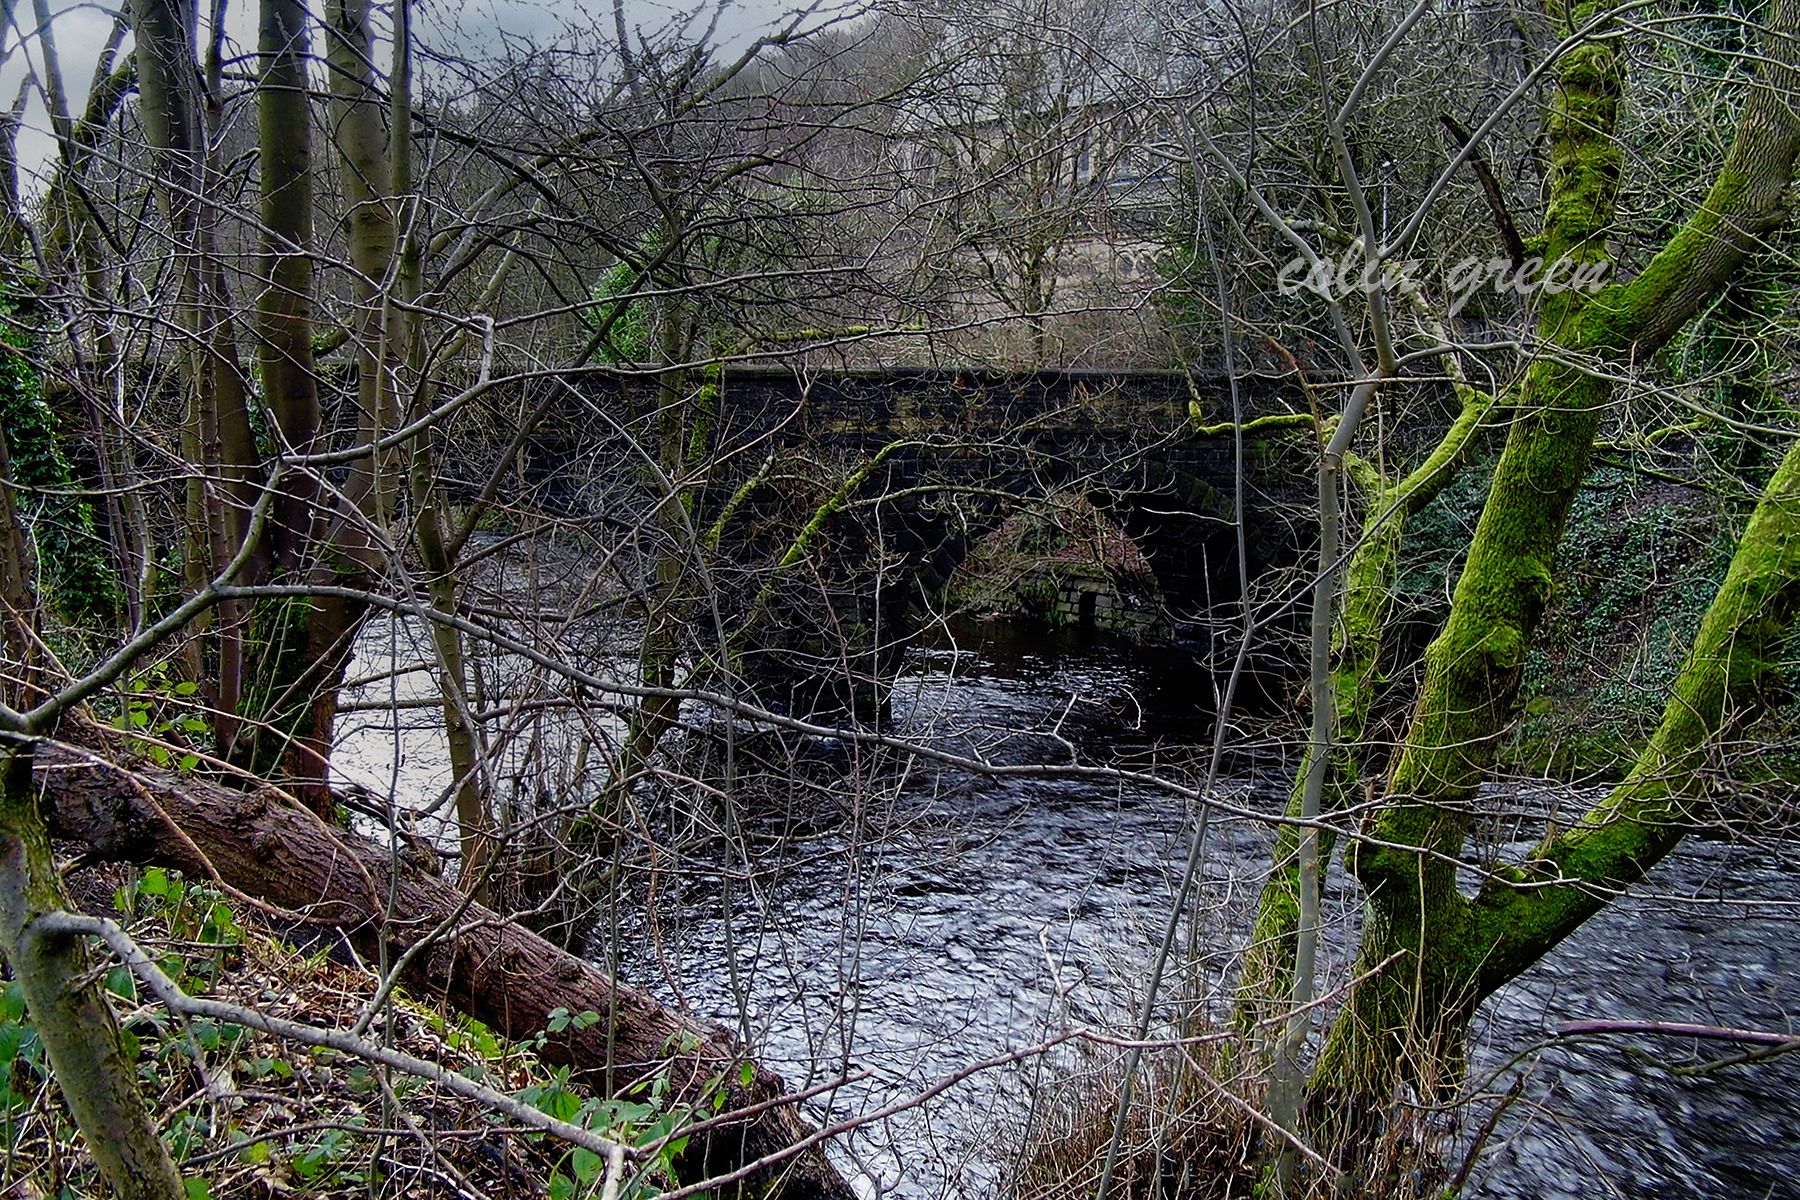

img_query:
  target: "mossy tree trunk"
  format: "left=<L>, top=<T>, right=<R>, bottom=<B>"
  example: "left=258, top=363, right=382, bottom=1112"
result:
left=129, top=0, right=262, bottom=733
left=1466, top=426, right=1800, bottom=982
left=1312, top=0, right=1800, bottom=1126
left=1317, top=404, right=1800, bottom=1128
left=0, top=748, right=186, bottom=1200
left=233, top=0, right=403, bottom=811
left=1236, top=382, right=1494, bottom=1044
left=0, top=432, right=182, bottom=1199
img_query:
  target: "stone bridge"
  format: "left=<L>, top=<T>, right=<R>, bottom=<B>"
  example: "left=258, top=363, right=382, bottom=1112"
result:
left=523, top=365, right=1324, bottom=716
left=722, top=366, right=1311, bottom=607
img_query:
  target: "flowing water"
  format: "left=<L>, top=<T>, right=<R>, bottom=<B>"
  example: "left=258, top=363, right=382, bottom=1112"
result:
left=336, top=616, right=1800, bottom=1200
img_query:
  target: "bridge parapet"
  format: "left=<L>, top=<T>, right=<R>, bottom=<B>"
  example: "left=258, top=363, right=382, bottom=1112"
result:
left=527, top=365, right=1318, bottom=611
left=502, top=365, right=1450, bottom=719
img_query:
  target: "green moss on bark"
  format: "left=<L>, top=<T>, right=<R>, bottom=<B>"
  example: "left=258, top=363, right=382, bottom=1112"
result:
left=1469, top=430, right=1800, bottom=990
left=1322, top=24, right=1630, bottom=1103
left=0, top=747, right=185, bottom=1200
left=1235, top=385, right=1494, bottom=1042
left=1320, top=0, right=1800, bottom=1108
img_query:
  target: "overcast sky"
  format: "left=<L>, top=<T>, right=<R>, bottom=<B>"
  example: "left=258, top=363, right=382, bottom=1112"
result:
left=0, top=0, right=848, bottom=191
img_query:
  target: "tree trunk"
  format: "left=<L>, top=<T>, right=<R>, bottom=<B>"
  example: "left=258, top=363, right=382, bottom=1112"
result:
left=230, top=0, right=336, bottom=808
left=235, top=0, right=403, bottom=809
left=1, top=436, right=180, bottom=1197
left=0, top=748, right=186, bottom=1200
left=130, top=0, right=261, bottom=737
left=1469, top=426, right=1800, bottom=988
left=37, top=742, right=856, bottom=1199
left=1316, top=0, right=1800, bottom=1117
left=324, top=0, right=400, bottom=530
left=255, top=0, right=321, bottom=573
left=0, top=426, right=44, bottom=701
left=1236, top=384, right=1493, bottom=1039
left=384, top=0, right=494, bottom=891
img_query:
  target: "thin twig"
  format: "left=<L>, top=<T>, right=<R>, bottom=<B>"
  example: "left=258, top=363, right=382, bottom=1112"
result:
left=33, top=912, right=635, bottom=1162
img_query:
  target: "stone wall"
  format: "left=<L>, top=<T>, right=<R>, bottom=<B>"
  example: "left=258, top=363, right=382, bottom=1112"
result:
left=530, top=365, right=1317, bottom=617
left=506, top=365, right=1342, bottom=717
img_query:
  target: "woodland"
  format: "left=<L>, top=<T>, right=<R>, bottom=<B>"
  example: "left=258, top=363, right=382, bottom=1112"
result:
left=0, top=0, right=1798, bottom=1195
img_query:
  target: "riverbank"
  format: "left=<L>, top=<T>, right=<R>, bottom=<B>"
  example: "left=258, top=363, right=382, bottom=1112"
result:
left=8, top=864, right=642, bottom=1199
left=595, top=622, right=1800, bottom=1198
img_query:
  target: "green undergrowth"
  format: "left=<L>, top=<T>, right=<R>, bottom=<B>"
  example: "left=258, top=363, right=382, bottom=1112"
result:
left=1, top=865, right=696, bottom=1199
left=0, top=291, right=119, bottom=626
left=1390, top=453, right=1770, bottom=782
left=1502, top=465, right=1736, bottom=780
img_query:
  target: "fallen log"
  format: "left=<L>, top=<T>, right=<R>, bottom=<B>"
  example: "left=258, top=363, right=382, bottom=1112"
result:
left=35, top=743, right=854, bottom=1199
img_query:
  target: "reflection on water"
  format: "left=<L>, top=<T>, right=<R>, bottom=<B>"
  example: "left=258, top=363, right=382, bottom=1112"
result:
left=338, top=615, right=1800, bottom=1200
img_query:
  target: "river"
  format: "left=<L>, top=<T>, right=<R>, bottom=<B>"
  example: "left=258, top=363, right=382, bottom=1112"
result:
left=336, top=615, right=1800, bottom=1199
